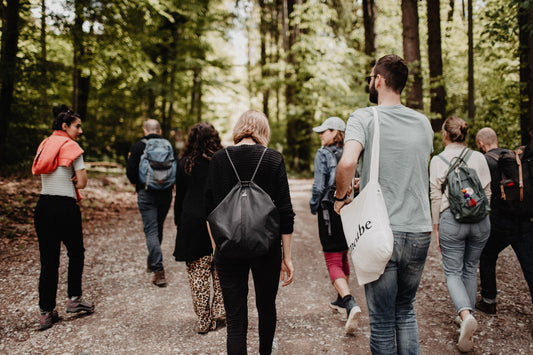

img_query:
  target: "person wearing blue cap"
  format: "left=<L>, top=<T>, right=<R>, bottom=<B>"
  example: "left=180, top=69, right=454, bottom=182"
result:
left=310, top=116, right=362, bottom=335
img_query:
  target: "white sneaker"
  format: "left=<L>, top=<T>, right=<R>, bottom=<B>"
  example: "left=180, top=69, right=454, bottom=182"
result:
left=457, top=314, right=477, bottom=352
left=345, top=305, right=361, bottom=335
left=454, top=315, right=462, bottom=327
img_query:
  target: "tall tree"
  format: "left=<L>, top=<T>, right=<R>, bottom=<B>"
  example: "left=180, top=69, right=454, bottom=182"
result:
left=363, top=0, right=376, bottom=57
left=467, top=0, right=475, bottom=121
left=71, top=0, right=92, bottom=120
left=39, top=0, right=47, bottom=122
left=427, top=0, right=446, bottom=131
left=285, top=0, right=313, bottom=172
left=402, top=0, right=423, bottom=109
left=0, top=0, right=23, bottom=164
left=518, top=0, right=533, bottom=144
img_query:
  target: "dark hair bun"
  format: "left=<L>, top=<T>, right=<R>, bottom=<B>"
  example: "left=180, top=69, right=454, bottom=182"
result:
left=52, top=104, right=69, bottom=118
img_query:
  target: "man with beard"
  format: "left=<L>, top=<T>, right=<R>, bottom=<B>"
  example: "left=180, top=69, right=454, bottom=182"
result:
left=334, top=54, right=434, bottom=354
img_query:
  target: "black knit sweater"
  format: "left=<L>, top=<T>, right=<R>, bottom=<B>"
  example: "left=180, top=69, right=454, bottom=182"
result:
left=205, top=144, right=295, bottom=235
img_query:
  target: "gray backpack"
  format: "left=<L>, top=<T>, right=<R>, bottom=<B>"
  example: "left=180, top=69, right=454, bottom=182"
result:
left=439, top=147, right=490, bottom=223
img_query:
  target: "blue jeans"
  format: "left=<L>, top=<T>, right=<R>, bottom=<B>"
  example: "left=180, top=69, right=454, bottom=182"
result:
left=137, top=189, right=172, bottom=272
left=479, top=214, right=533, bottom=302
left=364, top=231, right=431, bottom=355
left=438, top=209, right=490, bottom=313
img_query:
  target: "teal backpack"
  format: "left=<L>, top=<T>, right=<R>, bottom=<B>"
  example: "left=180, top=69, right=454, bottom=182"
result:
left=439, top=148, right=490, bottom=223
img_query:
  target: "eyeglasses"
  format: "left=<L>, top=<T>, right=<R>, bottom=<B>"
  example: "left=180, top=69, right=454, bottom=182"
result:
left=366, top=75, right=377, bottom=85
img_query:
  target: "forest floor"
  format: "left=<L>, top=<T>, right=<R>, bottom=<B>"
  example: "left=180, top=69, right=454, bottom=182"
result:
left=1, top=174, right=532, bottom=354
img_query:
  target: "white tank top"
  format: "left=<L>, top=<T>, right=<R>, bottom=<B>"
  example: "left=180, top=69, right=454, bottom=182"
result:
left=41, top=155, right=85, bottom=199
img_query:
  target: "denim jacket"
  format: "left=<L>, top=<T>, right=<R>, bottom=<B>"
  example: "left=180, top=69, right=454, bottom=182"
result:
left=310, top=145, right=342, bottom=214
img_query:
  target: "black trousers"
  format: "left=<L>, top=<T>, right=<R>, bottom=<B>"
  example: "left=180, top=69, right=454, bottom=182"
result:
left=479, top=214, right=533, bottom=302
left=214, top=244, right=281, bottom=355
left=34, top=195, right=85, bottom=312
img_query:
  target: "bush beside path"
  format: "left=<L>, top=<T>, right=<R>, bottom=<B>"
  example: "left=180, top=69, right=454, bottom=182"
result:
left=0, top=176, right=532, bottom=354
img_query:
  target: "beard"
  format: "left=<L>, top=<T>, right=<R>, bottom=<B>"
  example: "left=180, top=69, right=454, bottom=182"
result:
left=369, top=82, right=378, bottom=104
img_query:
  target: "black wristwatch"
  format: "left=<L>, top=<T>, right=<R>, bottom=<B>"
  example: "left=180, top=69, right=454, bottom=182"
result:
left=334, top=191, right=347, bottom=202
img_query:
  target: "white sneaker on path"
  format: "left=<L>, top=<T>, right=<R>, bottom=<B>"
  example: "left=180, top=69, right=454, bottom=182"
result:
left=457, top=314, right=477, bottom=352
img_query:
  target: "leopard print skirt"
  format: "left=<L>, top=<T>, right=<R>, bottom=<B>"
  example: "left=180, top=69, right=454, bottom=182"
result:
left=186, top=254, right=225, bottom=333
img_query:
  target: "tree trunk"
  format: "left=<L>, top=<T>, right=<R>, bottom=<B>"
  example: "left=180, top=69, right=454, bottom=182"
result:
left=447, top=0, right=455, bottom=22
left=362, top=0, right=376, bottom=57
left=72, top=0, right=91, bottom=118
left=402, top=0, right=424, bottom=109
left=190, top=68, right=202, bottom=124
left=518, top=0, right=533, bottom=144
left=40, top=0, right=47, bottom=122
left=427, top=0, right=446, bottom=131
left=285, top=0, right=311, bottom=172
left=259, top=0, right=270, bottom=117
left=467, top=0, right=475, bottom=121
left=0, top=0, right=22, bottom=163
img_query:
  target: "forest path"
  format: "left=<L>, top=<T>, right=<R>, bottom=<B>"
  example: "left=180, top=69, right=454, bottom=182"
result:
left=0, top=177, right=532, bottom=354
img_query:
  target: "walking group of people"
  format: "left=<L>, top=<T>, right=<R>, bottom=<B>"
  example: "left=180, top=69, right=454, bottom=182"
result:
left=31, top=53, right=532, bottom=354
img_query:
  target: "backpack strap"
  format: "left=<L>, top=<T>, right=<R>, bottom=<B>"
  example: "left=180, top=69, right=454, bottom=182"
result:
left=225, top=147, right=268, bottom=183
left=438, top=147, right=470, bottom=194
left=251, top=147, right=268, bottom=182
left=515, top=149, right=524, bottom=201
left=485, top=151, right=499, bottom=161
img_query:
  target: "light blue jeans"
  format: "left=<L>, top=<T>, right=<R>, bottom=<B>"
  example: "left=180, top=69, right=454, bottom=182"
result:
left=438, top=208, right=490, bottom=314
left=365, top=231, right=431, bottom=355
left=137, top=189, right=172, bottom=272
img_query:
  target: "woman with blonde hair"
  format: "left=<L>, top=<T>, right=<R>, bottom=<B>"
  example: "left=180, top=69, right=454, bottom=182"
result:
left=205, top=110, right=295, bottom=354
left=429, top=116, right=491, bottom=352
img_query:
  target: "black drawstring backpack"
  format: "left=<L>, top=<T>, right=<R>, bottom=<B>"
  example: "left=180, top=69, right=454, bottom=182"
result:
left=207, top=147, right=280, bottom=258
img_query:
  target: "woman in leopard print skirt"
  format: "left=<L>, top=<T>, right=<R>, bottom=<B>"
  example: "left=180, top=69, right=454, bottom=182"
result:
left=174, top=122, right=225, bottom=334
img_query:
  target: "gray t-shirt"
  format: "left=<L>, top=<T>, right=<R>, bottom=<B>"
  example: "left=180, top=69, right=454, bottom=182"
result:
left=345, top=105, right=433, bottom=232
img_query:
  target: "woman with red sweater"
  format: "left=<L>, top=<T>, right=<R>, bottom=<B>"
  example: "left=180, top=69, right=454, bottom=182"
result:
left=32, top=105, right=95, bottom=331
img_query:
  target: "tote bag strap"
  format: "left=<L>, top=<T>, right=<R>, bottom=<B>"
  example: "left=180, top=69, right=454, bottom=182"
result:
left=225, top=146, right=268, bottom=183
left=369, top=107, right=381, bottom=183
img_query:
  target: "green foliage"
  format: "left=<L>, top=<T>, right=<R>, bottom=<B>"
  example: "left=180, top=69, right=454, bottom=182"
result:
left=0, top=0, right=530, bottom=174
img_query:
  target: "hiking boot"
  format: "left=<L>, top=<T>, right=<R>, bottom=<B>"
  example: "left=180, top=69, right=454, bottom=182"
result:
left=39, top=310, right=59, bottom=331
left=343, top=296, right=361, bottom=335
left=329, top=294, right=346, bottom=314
left=66, top=296, right=95, bottom=313
left=152, top=270, right=167, bottom=287
left=457, top=314, right=477, bottom=352
left=475, top=298, right=496, bottom=315
left=146, top=259, right=153, bottom=273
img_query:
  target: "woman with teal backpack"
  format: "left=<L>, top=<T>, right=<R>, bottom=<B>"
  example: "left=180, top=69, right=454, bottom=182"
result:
left=430, top=116, right=491, bottom=352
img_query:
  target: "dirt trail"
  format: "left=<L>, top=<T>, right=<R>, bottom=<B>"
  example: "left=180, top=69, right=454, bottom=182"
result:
left=0, top=177, right=532, bottom=354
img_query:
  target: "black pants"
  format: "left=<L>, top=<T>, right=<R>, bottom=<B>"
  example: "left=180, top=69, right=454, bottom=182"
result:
left=214, top=245, right=281, bottom=355
left=34, top=195, right=85, bottom=312
left=479, top=214, right=533, bottom=303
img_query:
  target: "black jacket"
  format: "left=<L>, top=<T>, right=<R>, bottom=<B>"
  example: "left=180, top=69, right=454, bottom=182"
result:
left=173, top=156, right=213, bottom=262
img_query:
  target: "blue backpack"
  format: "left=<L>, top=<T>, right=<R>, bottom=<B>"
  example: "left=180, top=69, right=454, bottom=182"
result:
left=138, top=138, right=176, bottom=190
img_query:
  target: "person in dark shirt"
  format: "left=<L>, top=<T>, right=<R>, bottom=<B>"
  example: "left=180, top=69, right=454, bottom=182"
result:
left=205, top=110, right=295, bottom=355
left=475, top=127, right=533, bottom=314
left=173, top=122, right=225, bottom=334
left=126, top=119, right=175, bottom=287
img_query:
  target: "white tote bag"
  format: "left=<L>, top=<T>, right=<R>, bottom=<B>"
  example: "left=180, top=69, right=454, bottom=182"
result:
left=340, top=107, right=393, bottom=285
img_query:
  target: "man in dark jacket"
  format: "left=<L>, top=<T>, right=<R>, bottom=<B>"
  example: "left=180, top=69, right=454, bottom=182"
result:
left=126, top=119, right=174, bottom=287
left=475, top=127, right=533, bottom=314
